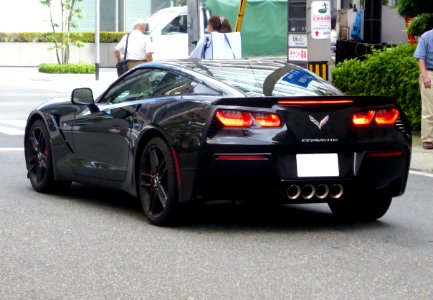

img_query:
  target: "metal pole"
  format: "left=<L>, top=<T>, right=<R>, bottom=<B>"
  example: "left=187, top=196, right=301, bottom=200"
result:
left=234, top=0, right=247, bottom=32
left=95, top=0, right=100, bottom=80
left=187, top=0, right=200, bottom=55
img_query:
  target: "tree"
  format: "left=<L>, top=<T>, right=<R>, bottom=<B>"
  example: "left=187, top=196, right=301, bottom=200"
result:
left=40, top=0, right=84, bottom=64
left=397, top=0, right=433, bottom=18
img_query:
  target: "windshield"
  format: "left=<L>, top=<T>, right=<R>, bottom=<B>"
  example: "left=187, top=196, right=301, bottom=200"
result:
left=145, top=8, right=186, bottom=33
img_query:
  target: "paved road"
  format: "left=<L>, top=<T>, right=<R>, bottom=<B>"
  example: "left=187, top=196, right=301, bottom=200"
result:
left=1, top=68, right=433, bottom=299
left=1, top=150, right=433, bottom=299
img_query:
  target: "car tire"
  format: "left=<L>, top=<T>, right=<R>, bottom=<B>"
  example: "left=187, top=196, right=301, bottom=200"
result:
left=25, top=119, right=71, bottom=193
left=328, top=194, right=392, bottom=222
left=138, top=137, right=179, bottom=226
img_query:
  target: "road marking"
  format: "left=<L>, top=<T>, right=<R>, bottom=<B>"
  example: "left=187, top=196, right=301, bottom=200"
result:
left=0, top=148, right=24, bottom=152
left=0, top=120, right=26, bottom=127
left=409, top=170, right=433, bottom=178
left=0, top=127, right=25, bottom=135
left=0, top=120, right=26, bottom=135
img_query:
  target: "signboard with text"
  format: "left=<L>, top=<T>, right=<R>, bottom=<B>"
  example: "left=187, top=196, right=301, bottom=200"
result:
left=288, top=34, right=308, bottom=47
left=288, top=48, right=308, bottom=61
left=311, top=1, right=331, bottom=39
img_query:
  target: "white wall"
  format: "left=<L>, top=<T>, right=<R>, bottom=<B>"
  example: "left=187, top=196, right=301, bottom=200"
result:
left=381, top=6, right=408, bottom=44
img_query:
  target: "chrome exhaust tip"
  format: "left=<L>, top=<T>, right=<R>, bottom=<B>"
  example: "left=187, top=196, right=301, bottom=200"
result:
left=301, top=184, right=315, bottom=199
left=287, top=184, right=301, bottom=200
left=329, top=184, right=344, bottom=199
left=315, top=184, right=329, bottom=199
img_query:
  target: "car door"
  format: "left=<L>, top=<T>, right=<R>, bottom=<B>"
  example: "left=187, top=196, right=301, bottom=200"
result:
left=70, top=68, right=167, bottom=182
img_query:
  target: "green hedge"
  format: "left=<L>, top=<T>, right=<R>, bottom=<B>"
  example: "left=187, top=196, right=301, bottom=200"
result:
left=39, top=63, right=95, bottom=74
left=331, top=44, right=421, bottom=130
left=0, top=32, right=125, bottom=43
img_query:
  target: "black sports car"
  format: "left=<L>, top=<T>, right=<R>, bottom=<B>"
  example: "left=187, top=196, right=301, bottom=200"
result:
left=24, top=59, right=411, bottom=225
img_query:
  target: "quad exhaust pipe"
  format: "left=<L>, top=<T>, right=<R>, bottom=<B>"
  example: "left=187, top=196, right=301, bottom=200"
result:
left=286, top=184, right=343, bottom=200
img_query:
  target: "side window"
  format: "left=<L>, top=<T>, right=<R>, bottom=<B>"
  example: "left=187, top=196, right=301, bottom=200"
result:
left=162, top=15, right=188, bottom=34
left=99, top=69, right=168, bottom=104
left=152, top=72, right=221, bottom=97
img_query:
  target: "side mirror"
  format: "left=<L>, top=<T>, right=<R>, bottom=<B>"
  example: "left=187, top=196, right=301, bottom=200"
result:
left=71, top=88, right=94, bottom=105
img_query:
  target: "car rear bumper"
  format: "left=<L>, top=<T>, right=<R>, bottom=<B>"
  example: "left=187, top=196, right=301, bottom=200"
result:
left=199, top=146, right=411, bottom=203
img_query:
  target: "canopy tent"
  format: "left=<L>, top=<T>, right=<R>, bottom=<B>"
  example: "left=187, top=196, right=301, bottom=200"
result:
left=204, top=0, right=288, bottom=56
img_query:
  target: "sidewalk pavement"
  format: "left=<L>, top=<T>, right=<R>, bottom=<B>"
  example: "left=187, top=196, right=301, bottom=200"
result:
left=1, top=66, right=432, bottom=174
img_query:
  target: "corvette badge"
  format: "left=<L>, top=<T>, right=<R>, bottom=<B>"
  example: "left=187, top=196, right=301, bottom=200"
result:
left=309, top=115, right=329, bottom=129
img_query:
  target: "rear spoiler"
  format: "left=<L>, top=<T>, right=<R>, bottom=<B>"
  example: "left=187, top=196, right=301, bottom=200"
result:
left=213, top=96, right=397, bottom=108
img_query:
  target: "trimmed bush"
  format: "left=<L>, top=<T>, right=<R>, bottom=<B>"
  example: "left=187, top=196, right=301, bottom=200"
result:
left=332, top=44, right=421, bottom=130
left=39, top=63, right=95, bottom=74
left=0, top=32, right=125, bottom=43
left=407, top=13, right=433, bottom=37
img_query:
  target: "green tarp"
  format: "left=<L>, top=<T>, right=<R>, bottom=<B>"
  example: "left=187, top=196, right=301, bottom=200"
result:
left=204, top=0, right=288, bottom=57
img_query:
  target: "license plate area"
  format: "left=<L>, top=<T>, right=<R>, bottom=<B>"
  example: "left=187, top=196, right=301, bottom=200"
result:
left=296, top=153, right=339, bottom=177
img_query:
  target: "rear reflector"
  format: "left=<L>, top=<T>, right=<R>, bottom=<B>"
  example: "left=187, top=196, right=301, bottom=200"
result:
left=368, top=151, right=403, bottom=157
left=216, top=155, right=267, bottom=160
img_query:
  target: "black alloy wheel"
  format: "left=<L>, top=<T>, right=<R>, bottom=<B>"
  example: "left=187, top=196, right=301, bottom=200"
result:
left=139, top=137, right=179, bottom=226
left=25, top=120, right=70, bottom=193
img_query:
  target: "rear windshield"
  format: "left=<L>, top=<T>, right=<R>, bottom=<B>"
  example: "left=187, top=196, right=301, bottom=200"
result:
left=176, top=60, right=342, bottom=97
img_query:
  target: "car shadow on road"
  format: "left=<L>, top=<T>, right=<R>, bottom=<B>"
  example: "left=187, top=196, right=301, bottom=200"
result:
left=46, top=182, right=144, bottom=220
left=177, top=201, right=390, bottom=232
left=46, top=183, right=390, bottom=232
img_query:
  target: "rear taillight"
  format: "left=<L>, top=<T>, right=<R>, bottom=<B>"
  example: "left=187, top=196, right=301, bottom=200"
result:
left=374, top=108, right=399, bottom=125
left=251, top=112, right=282, bottom=127
left=215, top=110, right=281, bottom=128
left=352, top=108, right=399, bottom=127
left=215, top=111, right=252, bottom=127
left=352, top=110, right=375, bottom=126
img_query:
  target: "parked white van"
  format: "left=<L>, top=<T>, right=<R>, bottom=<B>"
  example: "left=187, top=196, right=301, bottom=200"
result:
left=145, top=6, right=210, bottom=60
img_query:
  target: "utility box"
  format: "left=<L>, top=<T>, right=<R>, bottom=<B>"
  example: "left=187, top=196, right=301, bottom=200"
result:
left=288, top=0, right=332, bottom=79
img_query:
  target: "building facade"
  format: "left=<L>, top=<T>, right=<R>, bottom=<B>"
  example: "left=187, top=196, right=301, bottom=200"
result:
left=76, top=0, right=171, bottom=32
left=0, top=0, right=171, bottom=33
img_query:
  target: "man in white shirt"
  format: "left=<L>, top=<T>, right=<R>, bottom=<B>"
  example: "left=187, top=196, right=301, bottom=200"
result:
left=114, top=19, right=154, bottom=71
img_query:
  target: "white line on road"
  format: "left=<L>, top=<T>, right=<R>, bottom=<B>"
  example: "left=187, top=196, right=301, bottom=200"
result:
left=0, top=127, right=25, bottom=135
left=0, top=120, right=27, bottom=127
left=0, top=148, right=24, bottom=152
left=409, top=170, right=433, bottom=178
